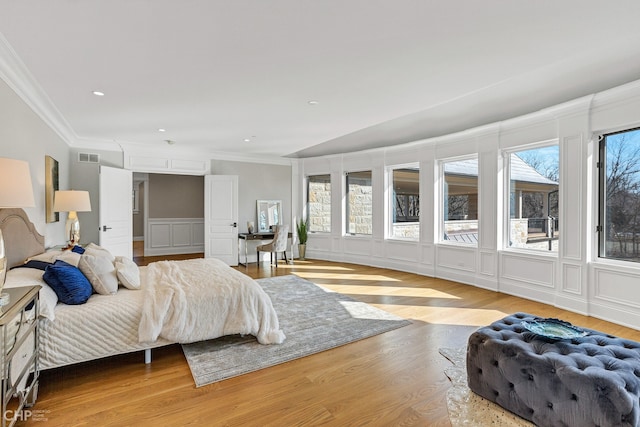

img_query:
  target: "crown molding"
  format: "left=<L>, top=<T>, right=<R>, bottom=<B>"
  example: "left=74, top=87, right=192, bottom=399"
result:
left=0, top=32, right=79, bottom=146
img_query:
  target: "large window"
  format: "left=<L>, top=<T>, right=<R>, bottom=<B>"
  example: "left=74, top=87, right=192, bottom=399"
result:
left=389, top=167, right=419, bottom=240
left=346, top=170, right=372, bottom=235
left=507, top=145, right=559, bottom=252
left=442, top=157, right=478, bottom=245
left=599, top=127, right=640, bottom=262
left=307, top=174, right=331, bottom=233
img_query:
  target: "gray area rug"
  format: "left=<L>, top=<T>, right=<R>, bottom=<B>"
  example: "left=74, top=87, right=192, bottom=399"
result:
left=439, top=347, right=534, bottom=426
left=182, top=275, right=411, bottom=387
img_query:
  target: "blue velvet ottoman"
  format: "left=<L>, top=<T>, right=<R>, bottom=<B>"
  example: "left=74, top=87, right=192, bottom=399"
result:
left=466, top=312, right=640, bottom=427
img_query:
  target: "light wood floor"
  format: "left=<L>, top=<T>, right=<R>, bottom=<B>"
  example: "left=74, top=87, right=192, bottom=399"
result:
left=24, top=252, right=640, bottom=426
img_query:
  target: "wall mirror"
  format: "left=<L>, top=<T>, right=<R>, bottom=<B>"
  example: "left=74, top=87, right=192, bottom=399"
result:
left=257, top=200, right=282, bottom=233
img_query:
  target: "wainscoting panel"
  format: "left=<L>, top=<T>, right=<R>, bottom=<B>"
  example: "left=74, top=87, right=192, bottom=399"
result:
left=385, top=240, right=419, bottom=263
left=146, top=218, right=205, bottom=256
left=593, top=266, right=640, bottom=308
left=437, top=245, right=477, bottom=272
left=500, top=252, right=555, bottom=288
left=344, top=237, right=373, bottom=257
left=479, top=251, right=496, bottom=276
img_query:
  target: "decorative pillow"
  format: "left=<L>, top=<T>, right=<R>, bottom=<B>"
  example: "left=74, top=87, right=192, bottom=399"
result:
left=114, top=256, right=141, bottom=290
left=42, top=260, right=93, bottom=305
left=78, top=254, right=118, bottom=295
left=27, top=250, right=60, bottom=264
left=83, top=243, right=115, bottom=262
left=71, top=245, right=85, bottom=254
left=5, top=267, right=59, bottom=320
left=55, top=251, right=81, bottom=267
left=27, top=250, right=81, bottom=267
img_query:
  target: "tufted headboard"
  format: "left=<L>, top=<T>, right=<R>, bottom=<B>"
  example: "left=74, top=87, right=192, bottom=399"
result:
left=0, top=208, right=45, bottom=268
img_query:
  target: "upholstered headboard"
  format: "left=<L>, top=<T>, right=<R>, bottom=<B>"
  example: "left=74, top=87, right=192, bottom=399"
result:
left=0, top=208, right=45, bottom=268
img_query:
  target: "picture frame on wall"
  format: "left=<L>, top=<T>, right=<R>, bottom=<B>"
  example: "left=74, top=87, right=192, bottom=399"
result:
left=45, top=155, right=59, bottom=223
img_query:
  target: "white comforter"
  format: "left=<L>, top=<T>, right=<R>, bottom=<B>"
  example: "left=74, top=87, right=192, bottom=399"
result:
left=138, top=258, right=285, bottom=345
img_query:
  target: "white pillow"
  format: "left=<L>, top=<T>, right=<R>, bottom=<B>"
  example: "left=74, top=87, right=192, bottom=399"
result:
left=78, top=254, right=118, bottom=295
left=114, top=256, right=141, bottom=290
left=83, top=243, right=115, bottom=262
left=4, top=268, right=58, bottom=321
left=27, top=250, right=81, bottom=267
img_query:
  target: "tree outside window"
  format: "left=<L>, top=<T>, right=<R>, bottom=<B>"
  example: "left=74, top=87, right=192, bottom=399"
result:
left=599, top=128, right=640, bottom=262
left=507, top=146, right=559, bottom=252
left=390, top=167, right=419, bottom=239
left=442, top=158, right=478, bottom=245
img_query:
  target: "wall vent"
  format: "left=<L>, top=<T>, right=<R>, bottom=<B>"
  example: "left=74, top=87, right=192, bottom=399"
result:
left=78, top=152, right=100, bottom=163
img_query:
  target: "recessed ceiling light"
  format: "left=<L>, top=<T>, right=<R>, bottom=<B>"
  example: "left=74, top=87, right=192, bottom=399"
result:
left=158, top=128, right=166, bottom=132
left=308, top=100, right=319, bottom=105
left=244, top=138, right=251, bottom=142
left=92, top=91, right=105, bottom=96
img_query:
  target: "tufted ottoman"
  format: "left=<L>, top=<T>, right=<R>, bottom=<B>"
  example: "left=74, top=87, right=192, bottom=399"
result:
left=467, top=312, right=640, bottom=427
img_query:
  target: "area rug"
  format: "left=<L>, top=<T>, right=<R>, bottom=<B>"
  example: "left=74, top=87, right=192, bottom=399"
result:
left=182, top=275, right=411, bottom=387
left=439, top=347, right=534, bottom=426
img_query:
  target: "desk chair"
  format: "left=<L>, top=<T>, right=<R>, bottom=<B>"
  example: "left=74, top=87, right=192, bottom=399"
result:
left=257, top=225, right=289, bottom=268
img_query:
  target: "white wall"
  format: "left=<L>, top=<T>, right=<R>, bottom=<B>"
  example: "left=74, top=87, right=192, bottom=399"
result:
left=299, top=78, right=640, bottom=330
left=0, top=78, right=70, bottom=247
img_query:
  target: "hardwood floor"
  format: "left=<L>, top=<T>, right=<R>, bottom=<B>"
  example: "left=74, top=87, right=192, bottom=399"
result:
left=24, top=253, right=640, bottom=426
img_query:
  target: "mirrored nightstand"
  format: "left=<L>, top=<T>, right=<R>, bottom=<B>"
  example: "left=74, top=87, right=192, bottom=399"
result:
left=0, top=286, right=40, bottom=427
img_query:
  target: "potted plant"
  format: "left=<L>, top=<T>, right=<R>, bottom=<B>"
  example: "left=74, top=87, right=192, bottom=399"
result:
left=296, top=218, right=308, bottom=260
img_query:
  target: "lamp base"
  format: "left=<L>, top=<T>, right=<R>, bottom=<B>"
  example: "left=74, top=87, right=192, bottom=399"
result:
left=65, top=212, right=80, bottom=246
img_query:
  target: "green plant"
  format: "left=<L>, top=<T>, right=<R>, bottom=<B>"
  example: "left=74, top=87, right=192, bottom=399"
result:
left=296, top=218, right=308, bottom=245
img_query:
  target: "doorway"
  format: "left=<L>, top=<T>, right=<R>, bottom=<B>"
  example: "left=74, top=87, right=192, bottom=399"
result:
left=132, top=173, right=205, bottom=258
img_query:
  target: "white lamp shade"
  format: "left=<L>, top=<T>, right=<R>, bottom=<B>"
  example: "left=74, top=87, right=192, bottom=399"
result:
left=0, top=158, right=35, bottom=208
left=53, top=190, right=92, bottom=212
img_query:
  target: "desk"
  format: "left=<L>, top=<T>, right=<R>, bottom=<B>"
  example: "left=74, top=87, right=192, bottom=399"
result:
left=238, top=232, right=292, bottom=266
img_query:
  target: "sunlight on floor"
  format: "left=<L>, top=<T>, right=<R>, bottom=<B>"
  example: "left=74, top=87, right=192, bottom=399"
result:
left=372, top=305, right=509, bottom=327
left=293, top=271, right=401, bottom=282
left=271, top=264, right=354, bottom=271
left=319, top=284, right=461, bottom=299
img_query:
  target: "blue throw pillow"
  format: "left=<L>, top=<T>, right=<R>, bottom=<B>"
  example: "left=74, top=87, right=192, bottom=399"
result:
left=43, top=260, right=93, bottom=305
left=71, top=245, right=85, bottom=254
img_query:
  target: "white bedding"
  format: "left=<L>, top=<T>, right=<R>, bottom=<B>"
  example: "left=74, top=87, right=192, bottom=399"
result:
left=5, top=257, right=284, bottom=370
left=139, top=258, right=285, bottom=345
left=38, top=286, right=171, bottom=369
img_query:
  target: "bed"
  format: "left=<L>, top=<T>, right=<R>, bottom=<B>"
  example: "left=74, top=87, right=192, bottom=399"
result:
left=0, top=208, right=285, bottom=370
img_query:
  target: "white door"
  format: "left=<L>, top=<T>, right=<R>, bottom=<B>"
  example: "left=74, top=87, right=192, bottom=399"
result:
left=99, top=166, right=133, bottom=258
left=204, top=175, right=238, bottom=265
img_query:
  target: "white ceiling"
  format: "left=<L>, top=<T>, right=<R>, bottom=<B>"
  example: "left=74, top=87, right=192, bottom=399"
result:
left=1, top=1, right=640, bottom=159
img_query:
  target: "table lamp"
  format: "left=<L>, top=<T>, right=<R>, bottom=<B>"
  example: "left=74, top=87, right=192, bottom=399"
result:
left=0, top=158, right=36, bottom=290
left=53, top=190, right=92, bottom=246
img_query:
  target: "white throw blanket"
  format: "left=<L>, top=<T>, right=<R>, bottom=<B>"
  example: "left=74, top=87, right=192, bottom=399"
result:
left=138, top=258, right=285, bottom=345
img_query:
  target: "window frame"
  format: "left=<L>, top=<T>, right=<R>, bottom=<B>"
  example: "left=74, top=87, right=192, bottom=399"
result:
left=439, top=155, right=479, bottom=247
left=597, top=126, right=640, bottom=264
left=306, top=174, right=332, bottom=234
left=345, top=170, right=373, bottom=236
left=502, top=141, right=560, bottom=254
left=386, top=163, right=420, bottom=241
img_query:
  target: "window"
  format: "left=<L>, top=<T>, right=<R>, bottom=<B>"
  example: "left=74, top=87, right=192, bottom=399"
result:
left=507, top=145, right=559, bottom=252
left=307, top=174, right=331, bottom=233
left=442, top=157, right=478, bottom=245
left=599, top=127, right=640, bottom=262
left=389, top=167, right=419, bottom=239
left=346, top=171, right=372, bottom=235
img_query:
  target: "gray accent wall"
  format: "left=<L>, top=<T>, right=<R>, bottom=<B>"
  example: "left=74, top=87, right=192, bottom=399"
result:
left=148, top=174, right=204, bottom=218
left=211, top=160, right=292, bottom=234
left=0, top=78, right=70, bottom=247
